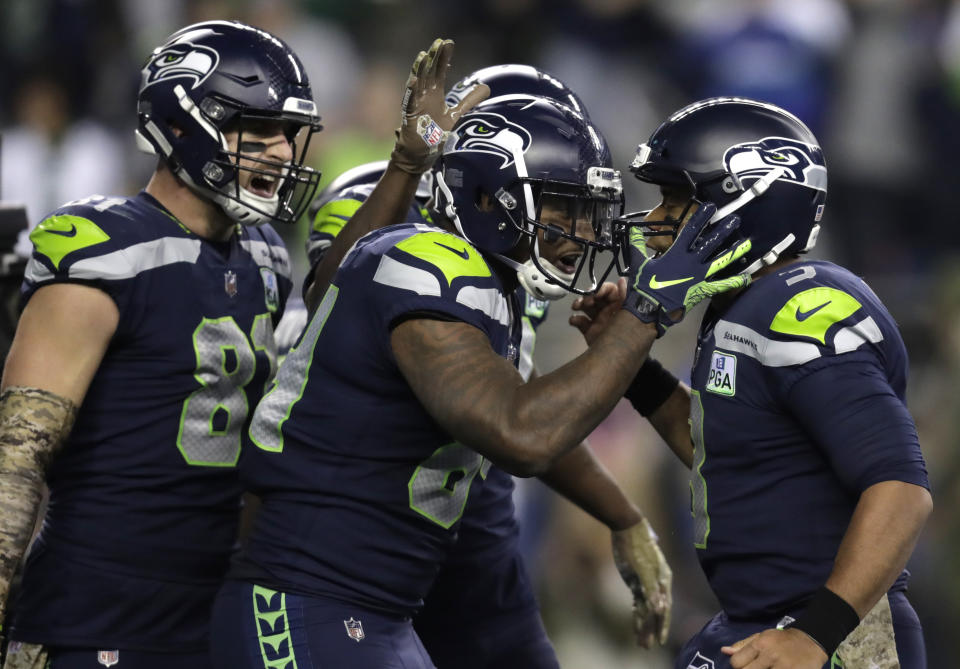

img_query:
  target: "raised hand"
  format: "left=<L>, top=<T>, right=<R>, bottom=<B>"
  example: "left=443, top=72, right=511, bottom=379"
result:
left=390, top=38, right=489, bottom=175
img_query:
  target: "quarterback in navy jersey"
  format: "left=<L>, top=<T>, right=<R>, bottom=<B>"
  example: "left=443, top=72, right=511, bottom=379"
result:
left=0, top=21, right=319, bottom=669
left=211, top=95, right=747, bottom=669
left=588, top=97, right=932, bottom=669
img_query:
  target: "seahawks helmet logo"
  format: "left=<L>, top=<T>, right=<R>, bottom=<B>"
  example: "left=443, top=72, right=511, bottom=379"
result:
left=453, top=112, right=532, bottom=169
left=143, top=43, right=219, bottom=90
left=724, top=137, right=826, bottom=192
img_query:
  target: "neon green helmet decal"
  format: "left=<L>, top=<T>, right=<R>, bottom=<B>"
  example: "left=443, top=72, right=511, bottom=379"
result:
left=395, top=232, right=491, bottom=286
left=30, top=215, right=111, bottom=270
left=771, top=287, right=862, bottom=344
left=312, top=198, right=363, bottom=237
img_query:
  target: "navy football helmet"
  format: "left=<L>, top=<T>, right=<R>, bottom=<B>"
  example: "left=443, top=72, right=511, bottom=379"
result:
left=307, top=160, right=432, bottom=223
left=434, top=96, right=623, bottom=297
left=627, top=97, right=827, bottom=275
left=135, top=20, right=323, bottom=226
left=445, top=63, right=589, bottom=119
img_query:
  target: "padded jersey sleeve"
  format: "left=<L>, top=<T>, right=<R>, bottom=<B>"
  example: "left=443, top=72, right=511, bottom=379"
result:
left=22, top=202, right=151, bottom=320
left=752, top=278, right=929, bottom=494
left=779, top=352, right=928, bottom=494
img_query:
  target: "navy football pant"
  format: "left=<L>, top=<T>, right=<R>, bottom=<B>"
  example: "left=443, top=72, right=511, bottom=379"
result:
left=210, top=580, right=435, bottom=669
left=414, top=550, right=559, bottom=669
left=675, top=590, right=926, bottom=669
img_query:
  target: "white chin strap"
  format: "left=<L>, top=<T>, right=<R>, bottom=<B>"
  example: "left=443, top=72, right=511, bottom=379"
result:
left=496, top=254, right=572, bottom=301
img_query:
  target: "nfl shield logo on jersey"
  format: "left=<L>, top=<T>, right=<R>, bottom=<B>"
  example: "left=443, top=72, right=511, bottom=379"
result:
left=260, top=266, right=279, bottom=312
left=224, top=270, right=238, bottom=298
left=97, top=650, right=120, bottom=667
left=344, top=617, right=365, bottom=642
left=686, top=651, right=715, bottom=669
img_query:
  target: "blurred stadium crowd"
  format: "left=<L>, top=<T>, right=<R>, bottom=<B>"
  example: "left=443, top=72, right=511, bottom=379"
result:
left=1, top=0, right=958, bottom=666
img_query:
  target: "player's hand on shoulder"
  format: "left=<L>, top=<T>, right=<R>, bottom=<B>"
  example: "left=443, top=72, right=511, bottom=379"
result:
left=620, top=202, right=752, bottom=337
left=569, top=277, right=626, bottom=346
left=722, top=628, right=828, bottom=669
left=611, top=517, right=672, bottom=648
left=390, top=38, right=489, bottom=175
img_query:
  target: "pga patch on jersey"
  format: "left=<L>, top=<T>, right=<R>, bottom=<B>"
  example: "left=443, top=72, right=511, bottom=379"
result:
left=344, top=616, right=365, bottom=642
left=706, top=351, right=736, bottom=397
left=260, top=266, right=279, bottom=313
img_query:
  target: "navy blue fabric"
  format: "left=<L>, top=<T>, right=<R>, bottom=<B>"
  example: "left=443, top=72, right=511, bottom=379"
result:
left=210, top=581, right=435, bottom=669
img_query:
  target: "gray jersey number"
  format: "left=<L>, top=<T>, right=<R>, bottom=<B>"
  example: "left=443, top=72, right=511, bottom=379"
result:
left=178, top=315, right=275, bottom=466
left=408, top=443, right=485, bottom=529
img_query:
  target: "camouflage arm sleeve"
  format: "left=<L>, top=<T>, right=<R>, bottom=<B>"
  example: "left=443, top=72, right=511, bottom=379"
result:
left=0, top=387, right=77, bottom=620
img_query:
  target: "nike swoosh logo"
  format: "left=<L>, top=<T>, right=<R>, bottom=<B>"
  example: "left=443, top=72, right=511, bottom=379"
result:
left=434, top=241, right=470, bottom=260
left=795, top=301, right=831, bottom=321
left=649, top=274, right=694, bottom=289
left=45, top=224, right=78, bottom=238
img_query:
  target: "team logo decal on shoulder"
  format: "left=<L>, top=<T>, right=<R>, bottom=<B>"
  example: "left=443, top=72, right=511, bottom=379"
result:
left=344, top=617, right=365, bottom=642
left=260, top=266, right=279, bottom=312
left=224, top=270, right=238, bottom=298
left=453, top=112, right=532, bottom=168
left=685, top=651, right=715, bottom=669
left=724, top=137, right=827, bottom=192
left=97, top=650, right=120, bottom=667
left=706, top=351, right=736, bottom=397
left=143, top=42, right=219, bottom=90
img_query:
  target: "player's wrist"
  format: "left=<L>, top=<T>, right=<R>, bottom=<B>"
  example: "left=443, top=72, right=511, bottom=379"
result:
left=624, top=358, right=680, bottom=417
left=786, top=586, right=860, bottom=658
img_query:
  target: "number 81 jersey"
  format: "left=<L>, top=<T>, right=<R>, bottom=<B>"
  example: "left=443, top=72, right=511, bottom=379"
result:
left=9, top=192, right=291, bottom=651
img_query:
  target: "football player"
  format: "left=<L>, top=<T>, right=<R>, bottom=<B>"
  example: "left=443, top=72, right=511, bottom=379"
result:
left=209, top=94, right=750, bottom=668
left=299, top=68, right=674, bottom=669
left=580, top=97, right=932, bottom=669
left=0, top=22, right=477, bottom=669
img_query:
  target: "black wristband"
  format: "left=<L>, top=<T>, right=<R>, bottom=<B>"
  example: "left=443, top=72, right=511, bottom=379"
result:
left=624, top=358, right=680, bottom=417
left=787, top=587, right=860, bottom=658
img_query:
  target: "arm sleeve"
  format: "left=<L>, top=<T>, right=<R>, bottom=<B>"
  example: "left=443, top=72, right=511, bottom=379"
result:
left=782, top=354, right=929, bottom=494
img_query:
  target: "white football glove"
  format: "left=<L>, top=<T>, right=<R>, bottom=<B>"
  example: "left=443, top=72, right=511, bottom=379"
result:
left=611, top=517, right=672, bottom=648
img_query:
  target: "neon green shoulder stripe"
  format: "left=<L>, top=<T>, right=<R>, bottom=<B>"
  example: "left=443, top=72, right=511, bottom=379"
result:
left=29, top=215, right=111, bottom=270
left=770, top=287, right=862, bottom=344
left=395, top=231, right=490, bottom=287
left=312, top=198, right=363, bottom=237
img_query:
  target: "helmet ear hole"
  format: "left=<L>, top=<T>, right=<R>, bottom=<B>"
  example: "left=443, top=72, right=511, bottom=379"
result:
left=721, top=177, right=739, bottom=194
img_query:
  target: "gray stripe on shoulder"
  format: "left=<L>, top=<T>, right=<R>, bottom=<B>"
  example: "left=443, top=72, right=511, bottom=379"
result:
left=28, top=237, right=202, bottom=283
left=714, top=320, right=821, bottom=367
left=834, top=316, right=883, bottom=354
left=373, top=254, right=442, bottom=296
left=456, top=286, right=510, bottom=326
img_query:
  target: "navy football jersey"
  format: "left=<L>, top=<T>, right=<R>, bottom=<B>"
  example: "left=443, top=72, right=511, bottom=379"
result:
left=236, top=222, right=528, bottom=616
left=9, top=192, right=291, bottom=651
left=689, top=260, right=928, bottom=620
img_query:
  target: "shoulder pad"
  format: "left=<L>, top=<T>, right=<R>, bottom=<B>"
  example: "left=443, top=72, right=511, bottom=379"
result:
left=29, top=213, right=112, bottom=270
left=392, top=230, right=491, bottom=287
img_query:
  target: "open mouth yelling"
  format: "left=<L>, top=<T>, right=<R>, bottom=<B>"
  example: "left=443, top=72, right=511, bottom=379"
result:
left=555, top=251, right=582, bottom=275
left=247, top=173, right=280, bottom=199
